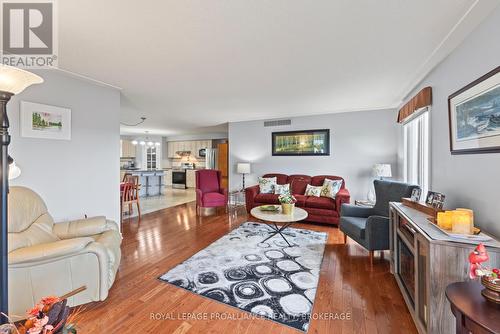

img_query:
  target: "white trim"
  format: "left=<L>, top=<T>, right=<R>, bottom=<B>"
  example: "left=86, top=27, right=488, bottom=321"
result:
left=401, top=106, right=430, bottom=125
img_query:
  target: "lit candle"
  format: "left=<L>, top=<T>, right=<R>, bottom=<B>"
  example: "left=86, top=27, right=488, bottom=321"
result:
left=437, top=211, right=453, bottom=230
left=456, top=208, right=474, bottom=228
left=452, top=210, right=472, bottom=234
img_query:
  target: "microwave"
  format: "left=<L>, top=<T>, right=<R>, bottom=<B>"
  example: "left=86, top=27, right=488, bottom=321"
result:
left=198, top=148, right=206, bottom=157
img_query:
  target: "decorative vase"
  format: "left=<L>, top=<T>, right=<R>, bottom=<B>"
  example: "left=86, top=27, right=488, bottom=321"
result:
left=281, top=203, right=295, bottom=215
left=481, top=276, right=500, bottom=304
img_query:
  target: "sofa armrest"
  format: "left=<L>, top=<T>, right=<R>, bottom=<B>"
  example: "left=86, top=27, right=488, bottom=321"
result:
left=8, top=237, right=94, bottom=265
left=340, top=204, right=375, bottom=218
left=336, top=188, right=351, bottom=214
left=245, top=185, right=260, bottom=212
left=53, top=216, right=119, bottom=239
left=365, top=216, right=390, bottom=250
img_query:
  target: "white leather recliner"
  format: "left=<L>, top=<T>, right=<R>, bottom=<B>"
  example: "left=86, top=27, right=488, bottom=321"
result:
left=7, top=186, right=121, bottom=317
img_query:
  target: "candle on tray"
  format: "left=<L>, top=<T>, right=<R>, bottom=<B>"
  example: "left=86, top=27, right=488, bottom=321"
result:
left=437, top=211, right=453, bottom=230
left=451, top=210, right=473, bottom=234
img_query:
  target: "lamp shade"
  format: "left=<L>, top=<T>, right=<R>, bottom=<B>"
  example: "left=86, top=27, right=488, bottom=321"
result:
left=373, top=164, right=392, bottom=178
left=237, top=163, right=251, bottom=174
left=8, top=161, right=21, bottom=180
left=0, top=65, right=43, bottom=94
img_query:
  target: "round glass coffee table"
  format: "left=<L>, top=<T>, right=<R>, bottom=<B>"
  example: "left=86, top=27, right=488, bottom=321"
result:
left=250, top=205, right=308, bottom=246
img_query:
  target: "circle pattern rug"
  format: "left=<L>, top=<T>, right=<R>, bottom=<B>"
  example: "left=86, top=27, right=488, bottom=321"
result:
left=159, top=222, right=328, bottom=332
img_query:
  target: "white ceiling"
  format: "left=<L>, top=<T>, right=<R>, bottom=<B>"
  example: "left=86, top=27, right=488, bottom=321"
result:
left=57, top=0, right=500, bottom=135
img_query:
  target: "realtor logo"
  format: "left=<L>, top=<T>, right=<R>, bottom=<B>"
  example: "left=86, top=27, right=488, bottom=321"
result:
left=1, top=0, right=58, bottom=68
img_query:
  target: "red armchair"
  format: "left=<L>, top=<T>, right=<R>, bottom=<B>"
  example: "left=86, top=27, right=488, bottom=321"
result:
left=195, top=169, right=228, bottom=215
left=245, top=174, right=350, bottom=225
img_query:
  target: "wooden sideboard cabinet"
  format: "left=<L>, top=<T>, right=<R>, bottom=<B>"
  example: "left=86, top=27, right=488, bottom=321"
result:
left=389, top=202, right=500, bottom=334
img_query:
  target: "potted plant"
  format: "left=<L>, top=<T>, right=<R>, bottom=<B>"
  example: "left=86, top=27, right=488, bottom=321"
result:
left=278, top=193, right=297, bottom=215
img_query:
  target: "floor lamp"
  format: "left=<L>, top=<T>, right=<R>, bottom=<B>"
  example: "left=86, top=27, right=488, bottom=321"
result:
left=0, top=65, right=43, bottom=323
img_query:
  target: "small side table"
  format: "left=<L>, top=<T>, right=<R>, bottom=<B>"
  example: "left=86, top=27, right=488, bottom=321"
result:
left=355, top=199, right=375, bottom=207
left=446, top=281, right=500, bottom=334
left=228, top=190, right=246, bottom=218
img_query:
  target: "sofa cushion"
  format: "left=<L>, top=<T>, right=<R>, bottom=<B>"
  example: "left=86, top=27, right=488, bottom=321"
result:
left=288, top=175, right=311, bottom=194
left=274, top=184, right=290, bottom=195
left=263, top=173, right=288, bottom=185
left=320, top=178, right=343, bottom=199
left=311, top=175, right=344, bottom=187
left=304, top=185, right=322, bottom=197
left=258, top=177, right=277, bottom=194
left=203, top=192, right=225, bottom=205
left=294, top=195, right=307, bottom=207
left=340, top=216, right=367, bottom=240
left=303, top=207, right=339, bottom=217
left=306, top=196, right=336, bottom=210
left=254, top=193, right=280, bottom=204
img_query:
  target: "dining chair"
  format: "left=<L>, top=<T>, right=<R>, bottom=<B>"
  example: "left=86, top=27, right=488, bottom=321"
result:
left=120, top=175, right=141, bottom=223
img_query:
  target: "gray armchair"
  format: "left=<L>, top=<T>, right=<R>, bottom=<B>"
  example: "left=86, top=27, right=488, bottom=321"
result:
left=339, top=180, right=419, bottom=265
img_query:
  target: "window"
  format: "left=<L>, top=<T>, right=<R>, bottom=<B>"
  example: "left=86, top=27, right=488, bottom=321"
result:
left=403, top=109, right=430, bottom=196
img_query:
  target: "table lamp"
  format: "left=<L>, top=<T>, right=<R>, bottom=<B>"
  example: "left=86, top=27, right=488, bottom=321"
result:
left=237, top=163, right=251, bottom=190
left=368, top=164, right=392, bottom=202
left=372, top=163, right=392, bottom=180
left=0, top=65, right=43, bottom=323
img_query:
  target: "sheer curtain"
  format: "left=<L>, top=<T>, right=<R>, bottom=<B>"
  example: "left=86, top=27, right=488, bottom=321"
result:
left=403, top=109, right=430, bottom=197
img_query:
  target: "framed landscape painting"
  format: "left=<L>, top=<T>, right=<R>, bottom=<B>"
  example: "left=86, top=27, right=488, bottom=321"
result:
left=272, top=129, right=330, bottom=156
left=20, top=101, right=72, bottom=140
left=448, top=66, right=500, bottom=154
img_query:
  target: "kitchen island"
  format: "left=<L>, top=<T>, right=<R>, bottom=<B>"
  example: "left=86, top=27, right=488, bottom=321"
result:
left=122, top=169, right=165, bottom=197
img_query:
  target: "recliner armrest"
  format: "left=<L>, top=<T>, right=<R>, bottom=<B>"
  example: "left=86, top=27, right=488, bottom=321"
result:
left=341, top=204, right=375, bottom=218
left=8, top=237, right=94, bottom=264
left=53, top=216, right=119, bottom=239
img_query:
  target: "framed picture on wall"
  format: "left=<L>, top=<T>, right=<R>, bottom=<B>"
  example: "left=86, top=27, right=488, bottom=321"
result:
left=20, top=101, right=72, bottom=140
left=448, top=66, right=500, bottom=154
left=272, top=129, right=330, bottom=156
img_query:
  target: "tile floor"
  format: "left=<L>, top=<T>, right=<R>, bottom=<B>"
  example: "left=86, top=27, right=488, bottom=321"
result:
left=123, top=187, right=196, bottom=218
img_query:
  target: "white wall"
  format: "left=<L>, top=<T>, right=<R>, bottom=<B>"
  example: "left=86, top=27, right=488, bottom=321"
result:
left=10, top=70, right=121, bottom=223
left=229, top=109, right=398, bottom=200
left=399, top=6, right=500, bottom=237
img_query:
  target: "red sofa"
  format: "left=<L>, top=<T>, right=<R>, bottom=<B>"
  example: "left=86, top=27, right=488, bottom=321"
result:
left=245, top=173, right=350, bottom=225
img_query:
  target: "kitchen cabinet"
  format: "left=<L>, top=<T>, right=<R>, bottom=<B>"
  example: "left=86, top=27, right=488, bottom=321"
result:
left=186, top=170, right=196, bottom=188
left=166, top=140, right=213, bottom=159
left=120, top=140, right=136, bottom=158
left=164, top=169, right=172, bottom=186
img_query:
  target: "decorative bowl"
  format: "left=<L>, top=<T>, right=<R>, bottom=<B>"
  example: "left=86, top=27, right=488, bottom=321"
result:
left=481, top=276, right=500, bottom=304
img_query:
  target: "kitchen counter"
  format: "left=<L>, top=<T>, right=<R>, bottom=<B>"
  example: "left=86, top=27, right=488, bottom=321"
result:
left=124, top=170, right=165, bottom=197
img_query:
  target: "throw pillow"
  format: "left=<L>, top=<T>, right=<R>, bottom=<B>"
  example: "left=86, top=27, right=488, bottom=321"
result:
left=321, top=178, right=343, bottom=199
left=274, top=183, right=291, bottom=195
left=304, top=184, right=322, bottom=197
left=258, top=177, right=277, bottom=194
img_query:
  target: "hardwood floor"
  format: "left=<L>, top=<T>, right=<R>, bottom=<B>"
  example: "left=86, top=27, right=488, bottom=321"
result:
left=78, top=202, right=417, bottom=334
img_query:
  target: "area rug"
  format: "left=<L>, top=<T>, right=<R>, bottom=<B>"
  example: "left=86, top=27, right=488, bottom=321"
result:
left=159, top=222, right=327, bottom=332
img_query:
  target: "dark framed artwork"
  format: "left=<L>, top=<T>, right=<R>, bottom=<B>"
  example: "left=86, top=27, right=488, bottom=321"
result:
left=448, top=66, right=500, bottom=154
left=272, top=129, right=330, bottom=156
